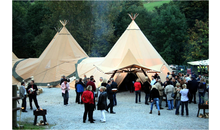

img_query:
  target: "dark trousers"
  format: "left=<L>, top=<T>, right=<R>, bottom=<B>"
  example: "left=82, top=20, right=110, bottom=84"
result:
left=107, top=99, right=114, bottom=112
left=159, top=96, right=163, bottom=107
left=22, top=96, right=27, bottom=111
left=83, top=103, right=93, bottom=122
left=135, top=91, right=141, bottom=103
left=145, top=93, right=150, bottom=104
left=189, top=91, right=196, bottom=103
left=113, top=93, right=117, bottom=106
left=76, top=92, right=83, bottom=104
left=62, top=92, right=69, bottom=105
left=181, top=101, right=189, bottom=115
left=75, top=91, right=78, bottom=103
left=29, top=94, right=39, bottom=109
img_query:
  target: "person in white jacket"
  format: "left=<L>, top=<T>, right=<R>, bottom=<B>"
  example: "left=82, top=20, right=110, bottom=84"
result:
left=180, top=84, right=189, bottom=116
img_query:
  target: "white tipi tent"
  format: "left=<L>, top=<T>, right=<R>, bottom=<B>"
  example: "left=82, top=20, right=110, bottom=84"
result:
left=12, top=20, right=88, bottom=86
left=95, top=14, right=172, bottom=85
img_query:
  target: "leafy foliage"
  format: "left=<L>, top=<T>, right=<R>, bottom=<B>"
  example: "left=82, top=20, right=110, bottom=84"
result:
left=12, top=1, right=208, bottom=65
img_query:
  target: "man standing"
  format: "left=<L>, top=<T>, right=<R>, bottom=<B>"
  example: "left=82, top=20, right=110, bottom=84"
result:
left=19, top=82, right=27, bottom=112
left=60, top=75, right=70, bottom=85
left=27, top=80, right=40, bottom=110
left=111, top=78, right=118, bottom=106
left=83, top=75, right=87, bottom=85
left=188, top=77, right=199, bottom=104
left=143, top=77, right=151, bottom=105
left=106, top=80, right=115, bottom=114
left=97, top=77, right=103, bottom=98
left=61, top=79, right=70, bottom=105
left=155, top=79, right=164, bottom=109
left=150, top=76, right=156, bottom=86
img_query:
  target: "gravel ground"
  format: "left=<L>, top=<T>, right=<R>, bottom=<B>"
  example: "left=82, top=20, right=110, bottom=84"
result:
left=17, top=88, right=209, bottom=129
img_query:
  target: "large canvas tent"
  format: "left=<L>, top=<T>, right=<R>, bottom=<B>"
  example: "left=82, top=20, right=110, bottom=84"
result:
left=95, top=14, right=172, bottom=86
left=12, top=20, right=88, bottom=86
left=12, top=52, right=21, bottom=85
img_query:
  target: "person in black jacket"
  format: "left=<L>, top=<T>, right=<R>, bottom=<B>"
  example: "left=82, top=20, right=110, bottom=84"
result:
left=188, top=77, right=199, bottom=104
left=111, top=78, right=118, bottom=106
left=143, top=77, right=151, bottom=105
left=60, top=75, right=70, bottom=85
left=26, top=80, right=40, bottom=110
left=97, top=86, right=107, bottom=123
left=106, top=80, right=115, bottom=114
left=149, top=85, right=160, bottom=115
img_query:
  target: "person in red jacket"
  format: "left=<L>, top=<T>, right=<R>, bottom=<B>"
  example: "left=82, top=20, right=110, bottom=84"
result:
left=81, top=85, right=95, bottom=123
left=134, top=78, right=142, bottom=103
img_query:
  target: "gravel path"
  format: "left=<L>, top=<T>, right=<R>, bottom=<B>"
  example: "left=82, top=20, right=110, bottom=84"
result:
left=17, top=88, right=209, bottom=129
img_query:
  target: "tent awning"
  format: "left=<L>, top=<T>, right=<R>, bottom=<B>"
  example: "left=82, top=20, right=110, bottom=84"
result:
left=95, top=64, right=163, bottom=74
left=187, top=59, right=209, bottom=66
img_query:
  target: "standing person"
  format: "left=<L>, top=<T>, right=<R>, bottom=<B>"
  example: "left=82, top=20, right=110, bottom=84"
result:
left=150, top=76, right=156, bottom=86
left=198, top=78, right=206, bottom=104
left=188, top=77, right=199, bottom=104
left=149, top=85, right=160, bottom=115
left=27, top=80, right=40, bottom=110
left=174, top=83, right=182, bottom=115
left=101, top=78, right=108, bottom=87
left=97, top=86, right=107, bottom=123
left=165, top=81, right=175, bottom=110
left=197, top=75, right=202, bottom=81
left=163, top=77, right=170, bottom=107
left=185, top=74, right=191, bottom=83
left=61, top=79, right=70, bottom=105
left=172, top=71, right=176, bottom=78
left=134, top=78, right=142, bottom=103
left=180, top=84, right=189, bottom=116
left=106, top=80, right=115, bottom=114
left=76, top=78, right=85, bottom=104
left=81, top=85, right=95, bottom=123
left=75, top=79, right=79, bottom=103
left=83, top=75, right=87, bottom=85
left=111, top=78, right=118, bottom=106
left=86, top=77, right=96, bottom=118
left=19, top=82, right=27, bottom=112
left=97, top=77, right=103, bottom=98
left=60, top=75, right=70, bottom=85
left=155, top=79, right=164, bottom=109
left=143, top=77, right=151, bottom=105
left=86, top=77, right=96, bottom=92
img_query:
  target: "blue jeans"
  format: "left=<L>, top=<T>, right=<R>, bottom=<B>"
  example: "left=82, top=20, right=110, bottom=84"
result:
left=175, top=100, right=181, bottom=114
left=151, top=98, right=160, bottom=111
left=199, top=92, right=205, bottom=104
left=167, top=99, right=174, bottom=110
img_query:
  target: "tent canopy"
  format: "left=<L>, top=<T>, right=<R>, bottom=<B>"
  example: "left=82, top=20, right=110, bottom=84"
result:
left=95, top=14, right=172, bottom=83
left=12, top=20, right=88, bottom=86
left=187, top=59, right=209, bottom=66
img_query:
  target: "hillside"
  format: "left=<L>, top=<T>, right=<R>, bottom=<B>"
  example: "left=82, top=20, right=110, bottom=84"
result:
left=143, top=0, right=171, bottom=11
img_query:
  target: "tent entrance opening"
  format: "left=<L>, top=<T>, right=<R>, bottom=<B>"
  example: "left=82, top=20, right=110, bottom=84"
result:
left=118, top=72, right=138, bottom=92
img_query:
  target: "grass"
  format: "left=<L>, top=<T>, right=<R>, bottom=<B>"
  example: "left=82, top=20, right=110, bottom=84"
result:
left=13, top=121, right=54, bottom=129
left=143, top=0, right=171, bottom=11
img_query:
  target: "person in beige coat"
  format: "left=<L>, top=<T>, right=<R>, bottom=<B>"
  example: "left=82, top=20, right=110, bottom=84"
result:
left=165, top=81, right=175, bottom=110
left=155, top=79, right=164, bottom=109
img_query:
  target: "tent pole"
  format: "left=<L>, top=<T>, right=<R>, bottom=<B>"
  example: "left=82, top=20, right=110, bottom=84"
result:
left=141, top=68, right=147, bottom=76
left=110, top=70, right=117, bottom=79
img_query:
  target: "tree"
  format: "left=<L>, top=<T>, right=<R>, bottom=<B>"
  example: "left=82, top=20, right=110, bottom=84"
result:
left=184, top=19, right=209, bottom=62
left=151, top=4, right=188, bottom=64
left=12, top=1, right=31, bottom=58
left=176, top=1, right=209, bottom=28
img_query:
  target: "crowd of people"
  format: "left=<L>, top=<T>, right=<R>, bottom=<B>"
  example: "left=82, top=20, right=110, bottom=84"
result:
left=60, top=75, right=118, bottom=123
left=136, top=71, right=209, bottom=116
left=18, top=71, right=209, bottom=124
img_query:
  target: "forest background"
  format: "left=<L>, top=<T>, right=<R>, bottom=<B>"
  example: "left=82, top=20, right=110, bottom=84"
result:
left=12, top=0, right=209, bottom=65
